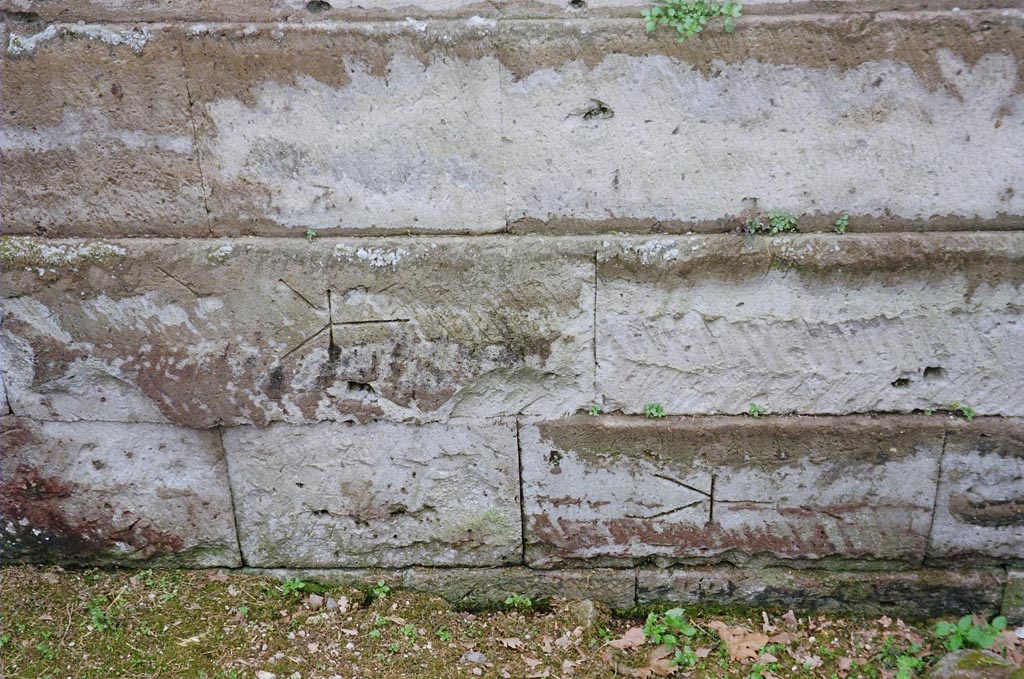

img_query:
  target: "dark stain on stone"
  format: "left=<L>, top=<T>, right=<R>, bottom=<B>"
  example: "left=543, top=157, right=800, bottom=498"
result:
left=948, top=495, right=1024, bottom=527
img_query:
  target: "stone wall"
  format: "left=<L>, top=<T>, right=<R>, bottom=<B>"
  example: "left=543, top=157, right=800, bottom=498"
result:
left=1, top=0, right=1022, bottom=619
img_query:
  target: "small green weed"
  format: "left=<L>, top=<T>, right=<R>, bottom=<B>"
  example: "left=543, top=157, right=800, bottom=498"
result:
left=588, top=403, right=602, bottom=417
left=644, top=608, right=702, bottom=667
left=747, top=403, right=765, bottom=418
left=741, top=211, right=798, bottom=235
left=305, top=227, right=317, bottom=241
left=834, top=214, right=849, bottom=234
left=504, top=594, right=533, bottom=611
left=435, top=626, right=452, bottom=642
left=643, top=0, right=742, bottom=41
left=35, top=641, right=55, bottom=660
left=88, top=596, right=114, bottom=632
left=371, top=579, right=391, bottom=600
left=766, top=211, right=798, bottom=234
left=643, top=402, right=665, bottom=419
left=280, top=578, right=307, bottom=596
left=950, top=401, right=976, bottom=421
left=935, top=615, right=1006, bottom=651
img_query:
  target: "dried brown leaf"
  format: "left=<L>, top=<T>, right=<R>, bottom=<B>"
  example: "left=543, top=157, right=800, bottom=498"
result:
left=708, top=621, right=769, bottom=663
left=609, top=627, right=646, bottom=651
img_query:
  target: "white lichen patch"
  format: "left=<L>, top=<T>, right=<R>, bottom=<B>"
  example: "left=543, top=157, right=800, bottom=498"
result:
left=633, top=239, right=679, bottom=265
left=0, top=237, right=126, bottom=273
left=6, top=24, right=150, bottom=56
left=334, top=244, right=409, bottom=269
left=0, top=109, right=193, bottom=154
left=207, top=243, right=235, bottom=264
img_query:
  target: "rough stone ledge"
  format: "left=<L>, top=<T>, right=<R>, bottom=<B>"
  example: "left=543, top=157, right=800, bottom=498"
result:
left=637, top=567, right=1008, bottom=620
left=243, top=566, right=1007, bottom=619
left=1004, top=570, right=1024, bottom=625
left=246, top=566, right=638, bottom=610
left=5, top=0, right=1022, bottom=23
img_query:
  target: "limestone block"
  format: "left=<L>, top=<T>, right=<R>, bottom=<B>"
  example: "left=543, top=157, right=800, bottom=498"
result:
left=927, top=419, right=1024, bottom=566
left=522, top=415, right=944, bottom=567
left=500, top=13, right=1024, bottom=231
left=222, top=419, right=521, bottom=567
left=181, top=22, right=505, bottom=235
left=596, top=233, right=1024, bottom=416
left=1, top=24, right=208, bottom=236
left=0, top=236, right=594, bottom=426
left=637, top=567, right=1006, bottom=620
left=0, top=416, right=240, bottom=566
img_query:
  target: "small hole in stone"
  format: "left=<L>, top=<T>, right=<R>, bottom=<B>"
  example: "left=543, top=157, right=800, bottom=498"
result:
left=91, top=460, right=106, bottom=470
left=547, top=450, right=562, bottom=467
left=296, top=482, right=305, bottom=488
left=923, top=366, right=945, bottom=380
left=891, top=378, right=911, bottom=388
left=569, top=0, right=587, bottom=8
left=582, top=99, right=614, bottom=120
left=306, top=0, right=331, bottom=12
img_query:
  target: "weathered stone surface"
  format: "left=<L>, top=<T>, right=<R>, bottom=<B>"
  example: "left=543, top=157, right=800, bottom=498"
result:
left=8, top=0, right=1018, bottom=22
left=1, top=24, right=208, bottom=237
left=522, top=415, right=943, bottom=568
left=0, top=416, right=240, bottom=566
left=223, top=419, right=521, bottom=567
left=927, top=650, right=1021, bottom=679
left=596, top=233, right=1024, bottom=416
left=181, top=23, right=505, bottom=236
left=5, top=11, right=1023, bottom=237
left=638, top=567, right=1006, bottom=620
left=1003, top=571, right=1024, bottom=625
left=0, top=236, right=593, bottom=426
left=928, top=419, right=1024, bottom=566
left=501, top=12, right=1024, bottom=232
left=252, top=567, right=638, bottom=609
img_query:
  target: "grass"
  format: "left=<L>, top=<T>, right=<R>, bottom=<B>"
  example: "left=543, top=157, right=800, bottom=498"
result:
left=1, top=566, right=1019, bottom=679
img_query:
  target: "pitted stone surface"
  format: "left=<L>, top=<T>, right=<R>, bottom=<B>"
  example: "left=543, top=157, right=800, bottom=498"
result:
left=0, top=237, right=594, bottom=426
left=522, top=416, right=944, bottom=567
left=1, top=26, right=207, bottom=237
left=0, top=416, right=240, bottom=566
left=637, top=567, right=1006, bottom=620
left=928, top=419, right=1024, bottom=566
left=222, top=419, right=520, bottom=567
left=597, top=233, right=1024, bottom=416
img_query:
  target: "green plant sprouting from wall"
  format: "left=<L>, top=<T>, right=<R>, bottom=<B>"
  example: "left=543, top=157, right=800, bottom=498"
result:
left=642, top=0, right=742, bottom=41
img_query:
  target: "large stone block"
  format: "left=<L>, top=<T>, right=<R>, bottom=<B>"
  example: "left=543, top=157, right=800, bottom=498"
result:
left=0, top=236, right=594, bottom=426
left=0, top=416, right=240, bottom=566
left=597, top=233, right=1024, bottom=416
left=1, top=23, right=208, bottom=236
left=181, top=22, right=505, bottom=236
left=522, top=415, right=943, bottom=567
left=927, top=419, right=1024, bottom=566
left=222, top=419, right=521, bottom=567
left=501, top=12, right=1024, bottom=232
left=637, top=567, right=1006, bottom=620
